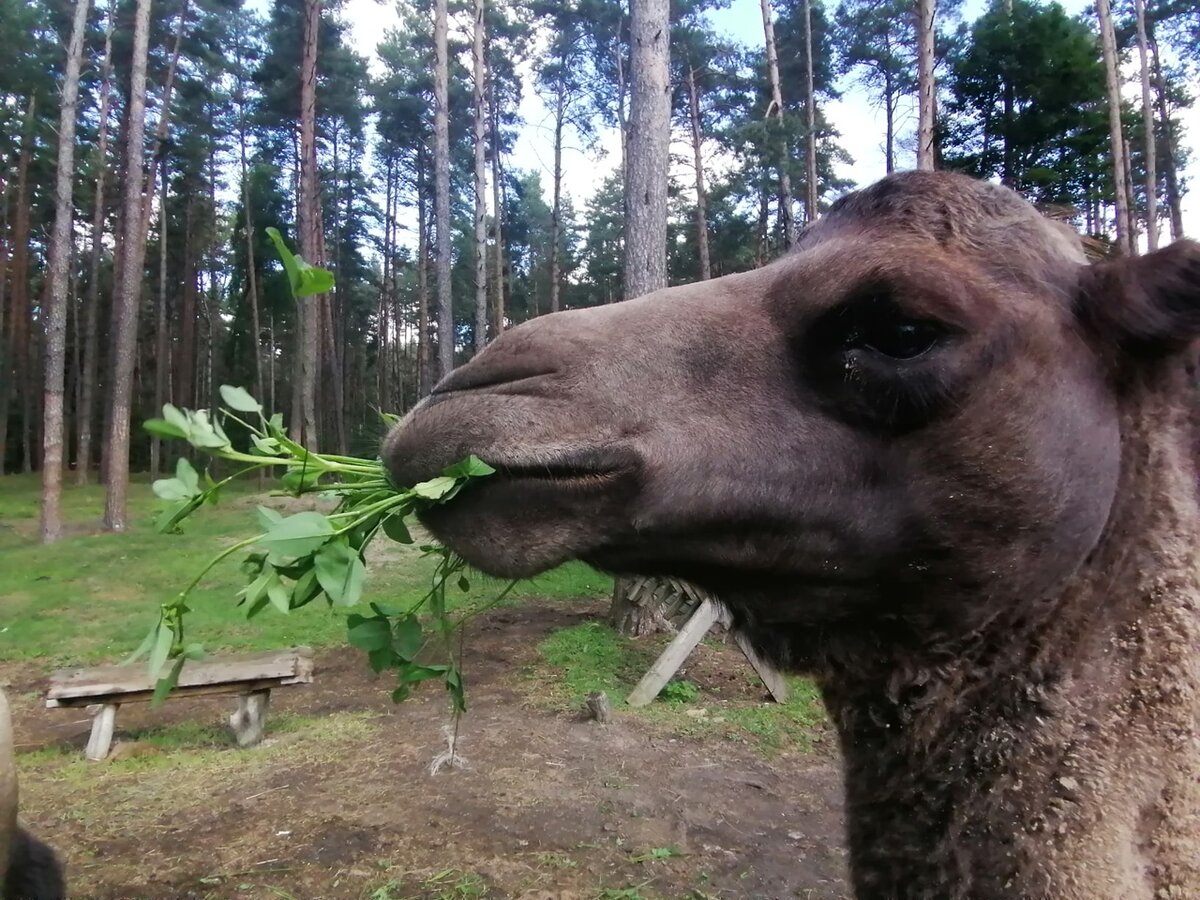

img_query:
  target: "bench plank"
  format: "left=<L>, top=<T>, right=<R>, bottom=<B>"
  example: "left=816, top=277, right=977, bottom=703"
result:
left=46, top=647, right=314, bottom=707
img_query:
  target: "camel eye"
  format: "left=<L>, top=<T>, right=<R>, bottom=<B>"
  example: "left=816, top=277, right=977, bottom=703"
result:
left=851, top=318, right=943, bottom=360
left=835, top=293, right=946, bottom=361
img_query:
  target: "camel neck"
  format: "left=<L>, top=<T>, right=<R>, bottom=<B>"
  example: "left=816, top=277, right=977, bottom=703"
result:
left=817, top=385, right=1200, bottom=899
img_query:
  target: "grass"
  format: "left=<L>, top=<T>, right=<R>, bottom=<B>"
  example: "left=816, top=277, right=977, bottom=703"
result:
left=534, top=622, right=827, bottom=753
left=0, top=472, right=612, bottom=669
left=17, top=710, right=382, bottom=829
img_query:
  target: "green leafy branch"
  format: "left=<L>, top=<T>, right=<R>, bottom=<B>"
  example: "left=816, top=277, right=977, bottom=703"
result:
left=131, top=228, right=510, bottom=714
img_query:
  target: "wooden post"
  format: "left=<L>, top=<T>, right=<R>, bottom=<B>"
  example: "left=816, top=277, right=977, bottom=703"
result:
left=229, top=689, right=271, bottom=747
left=626, top=599, right=791, bottom=707
left=733, top=631, right=789, bottom=703
left=86, top=703, right=118, bottom=761
left=627, top=599, right=721, bottom=707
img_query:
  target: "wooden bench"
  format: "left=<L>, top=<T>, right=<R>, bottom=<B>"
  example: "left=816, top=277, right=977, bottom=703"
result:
left=46, top=647, right=314, bottom=761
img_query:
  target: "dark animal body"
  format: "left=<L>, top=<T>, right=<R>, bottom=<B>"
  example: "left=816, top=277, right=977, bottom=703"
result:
left=1, top=691, right=65, bottom=900
left=385, top=171, right=1200, bottom=899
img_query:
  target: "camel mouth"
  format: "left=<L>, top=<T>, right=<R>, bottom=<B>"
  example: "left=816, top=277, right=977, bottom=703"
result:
left=488, top=458, right=634, bottom=489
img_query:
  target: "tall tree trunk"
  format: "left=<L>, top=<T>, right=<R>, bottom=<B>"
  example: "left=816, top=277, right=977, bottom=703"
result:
left=236, top=21, right=263, bottom=409
left=1121, top=131, right=1138, bottom=248
left=884, top=69, right=896, bottom=173
left=1001, top=0, right=1014, bottom=184
left=1134, top=0, right=1157, bottom=250
left=379, top=154, right=394, bottom=411
left=40, top=0, right=91, bottom=542
left=8, top=99, right=37, bottom=474
left=550, top=86, right=565, bottom=314
left=760, top=0, right=796, bottom=247
left=686, top=64, right=711, bottom=281
left=434, top=0, right=454, bottom=380
left=140, top=0, right=189, bottom=243
left=489, top=74, right=505, bottom=337
left=1095, top=0, right=1131, bottom=254
left=296, top=0, right=321, bottom=448
left=1147, top=32, right=1182, bottom=240
left=102, top=0, right=152, bottom=531
left=150, top=164, right=169, bottom=478
left=179, top=202, right=196, bottom=409
left=624, top=0, right=671, bottom=300
left=915, top=0, right=936, bottom=171
left=1, top=101, right=36, bottom=473
left=0, top=181, right=9, bottom=472
left=417, top=152, right=433, bottom=397
left=472, top=0, right=489, bottom=351
left=77, top=1, right=114, bottom=485
left=613, top=0, right=672, bottom=637
left=802, top=0, right=818, bottom=222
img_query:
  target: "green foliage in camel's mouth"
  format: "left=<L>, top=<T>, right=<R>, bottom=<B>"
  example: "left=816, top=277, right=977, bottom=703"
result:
left=130, top=228, right=513, bottom=714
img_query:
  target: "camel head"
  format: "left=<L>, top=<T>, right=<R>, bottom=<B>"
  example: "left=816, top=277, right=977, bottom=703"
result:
left=383, top=171, right=1200, bottom=653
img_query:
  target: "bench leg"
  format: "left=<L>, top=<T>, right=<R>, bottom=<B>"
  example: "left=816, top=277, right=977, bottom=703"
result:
left=86, top=703, right=118, bottom=761
left=229, top=689, right=271, bottom=747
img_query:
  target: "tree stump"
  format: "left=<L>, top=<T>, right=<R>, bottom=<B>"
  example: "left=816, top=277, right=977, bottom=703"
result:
left=584, top=691, right=611, bottom=724
left=228, top=689, right=271, bottom=747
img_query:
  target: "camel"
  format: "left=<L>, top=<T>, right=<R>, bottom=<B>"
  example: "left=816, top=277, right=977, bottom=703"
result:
left=384, top=171, right=1199, bottom=899
left=1, top=690, right=65, bottom=900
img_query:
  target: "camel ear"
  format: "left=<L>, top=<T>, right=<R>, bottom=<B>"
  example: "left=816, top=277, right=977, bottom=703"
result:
left=1077, top=239, right=1200, bottom=358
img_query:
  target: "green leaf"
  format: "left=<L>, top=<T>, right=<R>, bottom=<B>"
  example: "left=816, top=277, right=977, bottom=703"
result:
left=268, top=412, right=285, bottom=433
left=411, top=476, right=458, bottom=500
left=457, top=575, right=471, bottom=593
left=256, top=506, right=284, bottom=532
left=381, top=514, right=413, bottom=544
left=182, top=643, right=206, bottom=661
left=144, top=418, right=187, bottom=440
left=314, top=539, right=366, bottom=607
left=238, top=572, right=272, bottom=607
left=370, top=602, right=406, bottom=617
left=163, top=403, right=191, bottom=436
left=444, top=455, right=496, bottom=479
left=147, top=623, right=173, bottom=680
left=152, top=478, right=193, bottom=502
left=186, top=410, right=232, bottom=451
left=156, top=494, right=205, bottom=533
left=293, top=259, right=335, bottom=297
left=391, top=685, right=411, bottom=704
left=346, top=614, right=392, bottom=652
left=251, top=434, right=280, bottom=455
left=124, top=623, right=160, bottom=665
left=245, top=594, right=271, bottom=620
left=218, top=384, right=262, bottom=413
left=368, top=647, right=395, bottom=673
left=176, top=458, right=200, bottom=494
left=290, top=569, right=323, bottom=608
left=202, top=470, right=222, bottom=505
left=400, top=663, right=448, bottom=684
left=393, top=615, right=423, bottom=661
left=446, top=667, right=465, bottom=713
left=265, top=227, right=301, bottom=293
left=258, top=511, right=334, bottom=558
left=152, top=656, right=187, bottom=708
left=265, top=226, right=334, bottom=299
left=266, top=576, right=291, bottom=615
left=281, top=465, right=323, bottom=494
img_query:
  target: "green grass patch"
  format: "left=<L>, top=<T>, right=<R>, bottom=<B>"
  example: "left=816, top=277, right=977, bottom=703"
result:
left=534, top=622, right=827, bottom=754
left=0, top=473, right=611, bottom=669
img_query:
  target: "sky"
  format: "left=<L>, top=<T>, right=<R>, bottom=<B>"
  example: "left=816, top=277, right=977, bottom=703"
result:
left=338, top=0, right=1199, bottom=243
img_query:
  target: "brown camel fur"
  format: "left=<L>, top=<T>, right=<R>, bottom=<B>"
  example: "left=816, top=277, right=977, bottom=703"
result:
left=384, top=171, right=1200, bottom=899
left=1, top=689, right=65, bottom=899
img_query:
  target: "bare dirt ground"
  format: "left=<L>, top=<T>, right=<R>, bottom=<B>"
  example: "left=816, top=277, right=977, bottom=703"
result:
left=5, top=601, right=850, bottom=899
